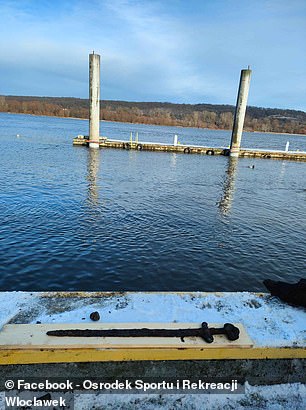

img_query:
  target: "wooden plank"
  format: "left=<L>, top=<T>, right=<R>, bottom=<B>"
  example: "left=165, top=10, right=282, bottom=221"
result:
left=0, top=323, right=253, bottom=350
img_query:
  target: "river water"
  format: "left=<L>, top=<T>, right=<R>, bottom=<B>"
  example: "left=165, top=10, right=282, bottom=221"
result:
left=0, top=113, right=305, bottom=291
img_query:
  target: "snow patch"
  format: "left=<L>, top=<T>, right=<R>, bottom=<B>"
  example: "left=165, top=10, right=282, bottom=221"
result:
left=0, top=292, right=305, bottom=347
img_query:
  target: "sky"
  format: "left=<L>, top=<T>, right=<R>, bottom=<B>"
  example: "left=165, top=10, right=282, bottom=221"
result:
left=0, top=0, right=305, bottom=110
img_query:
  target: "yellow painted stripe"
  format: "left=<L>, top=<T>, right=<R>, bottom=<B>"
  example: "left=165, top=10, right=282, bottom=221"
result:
left=0, top=347, right=305, bottom=365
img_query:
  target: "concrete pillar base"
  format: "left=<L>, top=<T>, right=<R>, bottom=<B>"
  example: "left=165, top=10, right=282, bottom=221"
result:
left=89, top=142, right=100, bottom=149
left=230, top=151, right=239, bottom=157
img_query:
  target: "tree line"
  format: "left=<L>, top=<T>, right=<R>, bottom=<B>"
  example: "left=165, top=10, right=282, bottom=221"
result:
left=0, top=95, right=305, bottom=134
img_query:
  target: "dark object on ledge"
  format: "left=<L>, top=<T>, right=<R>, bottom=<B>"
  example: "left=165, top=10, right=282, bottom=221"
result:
left=46, top=322, right=240, bottom=344
left=90, top=311, right=100, bottom=321
left=263, top=279, right=306, bottom=308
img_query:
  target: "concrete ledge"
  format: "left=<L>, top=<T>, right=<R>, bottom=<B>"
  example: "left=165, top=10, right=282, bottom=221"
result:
left=0, top=291, right=305, bottom=391
left=1, top=292, right=305, bottom=345
left=1, top=291, right=304, bottom=345
left=1, top=359, right=305, bottom=386
left=1, top=347, right=306, bottom=366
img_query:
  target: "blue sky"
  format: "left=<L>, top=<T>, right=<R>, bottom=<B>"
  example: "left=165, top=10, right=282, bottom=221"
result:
left=0, top=0, right=305, bottom=110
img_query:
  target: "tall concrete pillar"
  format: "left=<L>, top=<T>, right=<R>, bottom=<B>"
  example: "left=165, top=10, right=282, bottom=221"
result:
left=89, top=52, right=100, bottom=149
left=230, top=68, right=252, bottom=157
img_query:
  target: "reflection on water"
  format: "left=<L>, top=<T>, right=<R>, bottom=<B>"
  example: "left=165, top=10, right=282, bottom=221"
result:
left=218, top=157, right=238, bottom=216
left=170, top=153, right=178, bottom=169
left=279, top=161, right=287, bottom=181
left=87, top=148, right=100, bottom=206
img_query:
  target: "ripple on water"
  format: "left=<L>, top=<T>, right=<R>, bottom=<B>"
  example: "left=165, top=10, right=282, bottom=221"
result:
left=0, top=113, right=305, bottom=291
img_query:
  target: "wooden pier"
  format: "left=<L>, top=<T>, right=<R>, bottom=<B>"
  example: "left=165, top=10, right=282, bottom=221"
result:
left=77, top=57, right=306, bottom=162
left=73, top=136, right=306, bottom=161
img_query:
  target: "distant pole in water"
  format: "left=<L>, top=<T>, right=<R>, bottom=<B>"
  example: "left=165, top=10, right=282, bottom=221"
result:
left=89, top=52, right=101, bottom=149
left=173, top=134, right=178, bottom=146
left=230, top=68, right=252, bottom=157
left=285, top=141, right=290, bottom=152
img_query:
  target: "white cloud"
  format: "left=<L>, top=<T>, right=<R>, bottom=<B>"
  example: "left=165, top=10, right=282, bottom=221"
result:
left=0, top=0, right=305, bottom=109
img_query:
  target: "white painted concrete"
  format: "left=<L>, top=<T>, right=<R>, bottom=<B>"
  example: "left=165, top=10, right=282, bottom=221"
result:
left=89, top=142, right=100, bottom=149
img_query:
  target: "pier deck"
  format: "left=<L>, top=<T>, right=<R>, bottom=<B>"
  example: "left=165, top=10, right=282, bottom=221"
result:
left=73, top=136, right=306, bottom=161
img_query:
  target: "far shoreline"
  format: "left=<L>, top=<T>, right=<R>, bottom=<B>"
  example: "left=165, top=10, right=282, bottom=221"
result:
left=1, top=111, right=306, bottom=137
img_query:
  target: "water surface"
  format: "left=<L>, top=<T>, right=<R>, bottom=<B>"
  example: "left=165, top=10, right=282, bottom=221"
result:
left=0, top=113, right=305, bottom=291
